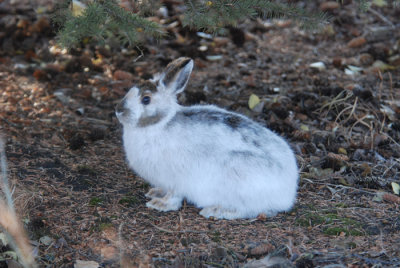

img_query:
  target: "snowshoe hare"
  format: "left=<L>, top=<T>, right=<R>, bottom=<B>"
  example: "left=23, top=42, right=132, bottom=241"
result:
left=116, top=58, right=298, bottom=219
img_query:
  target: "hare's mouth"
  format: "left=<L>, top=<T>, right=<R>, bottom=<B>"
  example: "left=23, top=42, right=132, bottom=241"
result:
left=115, top=99, right=130, bottom=121
left=115, top=104, right=130, bottom=122
left=116, top=109, right=129, bottom=120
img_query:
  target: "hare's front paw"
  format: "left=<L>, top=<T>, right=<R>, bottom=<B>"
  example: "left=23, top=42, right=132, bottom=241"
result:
left=200, top=206, right=243, bottom=220
left=146, top=192, right=182, bottom=212
left=145, top=187, right=166, bottom=198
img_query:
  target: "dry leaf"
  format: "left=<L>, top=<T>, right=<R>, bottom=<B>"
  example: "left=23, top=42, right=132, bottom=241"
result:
left=347, top=37, right=367, bottom=48
left=392, top=182, right=400, bottom=195
left=248, top=94, right=260, bottom=110
left=338, top=147, right=347, bottom=155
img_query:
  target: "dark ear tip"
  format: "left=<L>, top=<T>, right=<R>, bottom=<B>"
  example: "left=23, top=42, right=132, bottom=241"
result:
left=166, top=57, right=193, bottom=69
left=180, top=57, right=193, bottom=66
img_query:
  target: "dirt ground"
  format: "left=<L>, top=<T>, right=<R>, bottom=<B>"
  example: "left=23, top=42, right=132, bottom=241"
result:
left=0, top=0, right=400, bottom=267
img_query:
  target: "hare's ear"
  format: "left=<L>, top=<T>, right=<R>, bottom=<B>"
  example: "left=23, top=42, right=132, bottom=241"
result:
left=159, top=57, right=193, bottom=94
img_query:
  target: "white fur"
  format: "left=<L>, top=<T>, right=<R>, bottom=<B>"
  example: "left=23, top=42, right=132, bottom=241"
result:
left=116, top=58, right=298, bottom=219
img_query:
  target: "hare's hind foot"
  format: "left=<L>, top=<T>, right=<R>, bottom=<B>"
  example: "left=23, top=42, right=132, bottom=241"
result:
left=200, top=206, right=243, bottom=220
left=145, top=187, right=166, bottom=198
left=146, top=192, right=182, bottom=212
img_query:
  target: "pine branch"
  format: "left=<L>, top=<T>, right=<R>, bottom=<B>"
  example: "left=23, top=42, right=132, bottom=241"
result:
left=54, top=0, right=164, bottom=48
left=182, top=0, right=328, bottom=32
left=54, top=0, right=331, bottom=48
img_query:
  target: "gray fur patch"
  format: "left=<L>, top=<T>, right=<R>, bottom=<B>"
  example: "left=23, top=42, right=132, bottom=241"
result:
left=230, top=150, right=255, bottom=158
left=171, top=109, right=247, bottom=129
left=223, top=115, right=242, bottom=129
left=229, top=150, right=273, bottom=168
left=168, top=108, right=269, bottom=147
left=138, top=112, right=165, bottom=127
left=137, top=81, right=158, bottom=95
left=252, top=140, right=261, bottom=147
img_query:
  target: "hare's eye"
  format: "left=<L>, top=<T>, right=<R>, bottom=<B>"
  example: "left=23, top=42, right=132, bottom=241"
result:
left=141, top=95, right=151, bottom=105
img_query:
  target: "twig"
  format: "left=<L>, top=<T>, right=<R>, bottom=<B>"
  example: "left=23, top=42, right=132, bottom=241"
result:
left=368, top=8, right=395, bottom=28
left=317, top=90, right=353, bottom=115
left=133, top=46, right=144, bottom=62
left=351, top=253, right=400, bottom=266
left=302, top=178, right=376, bottom=195
left=348, top=114, right=373, bottom=140
left=334, top=97, right=358, bottom=125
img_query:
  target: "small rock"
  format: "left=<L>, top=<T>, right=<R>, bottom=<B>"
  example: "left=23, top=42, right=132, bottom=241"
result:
left=113, top=70, right=134, bottom=81
left=310, top=62, right=326, bottom=71
left=74, top=260, right=99, bottom=268
left=198, top=45, right=208, bottom=52
left=197, top=32, right=213, bottom=39
left=347, top=36, right=366, bottom=48
left=206, top=55, right=223, bottom=61
left=320, top=1, right=340, bottom=11
left=344, top=65, right=362, bottom=76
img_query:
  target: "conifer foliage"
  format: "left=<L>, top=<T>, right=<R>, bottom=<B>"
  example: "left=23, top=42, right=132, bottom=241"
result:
left=53, top=0, right=395, bottom=48
left=53, top=0, right=330, bottom=48
left=53, top=0, right=164, bottom=48
left=183, top=0, right=327, bottom=32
